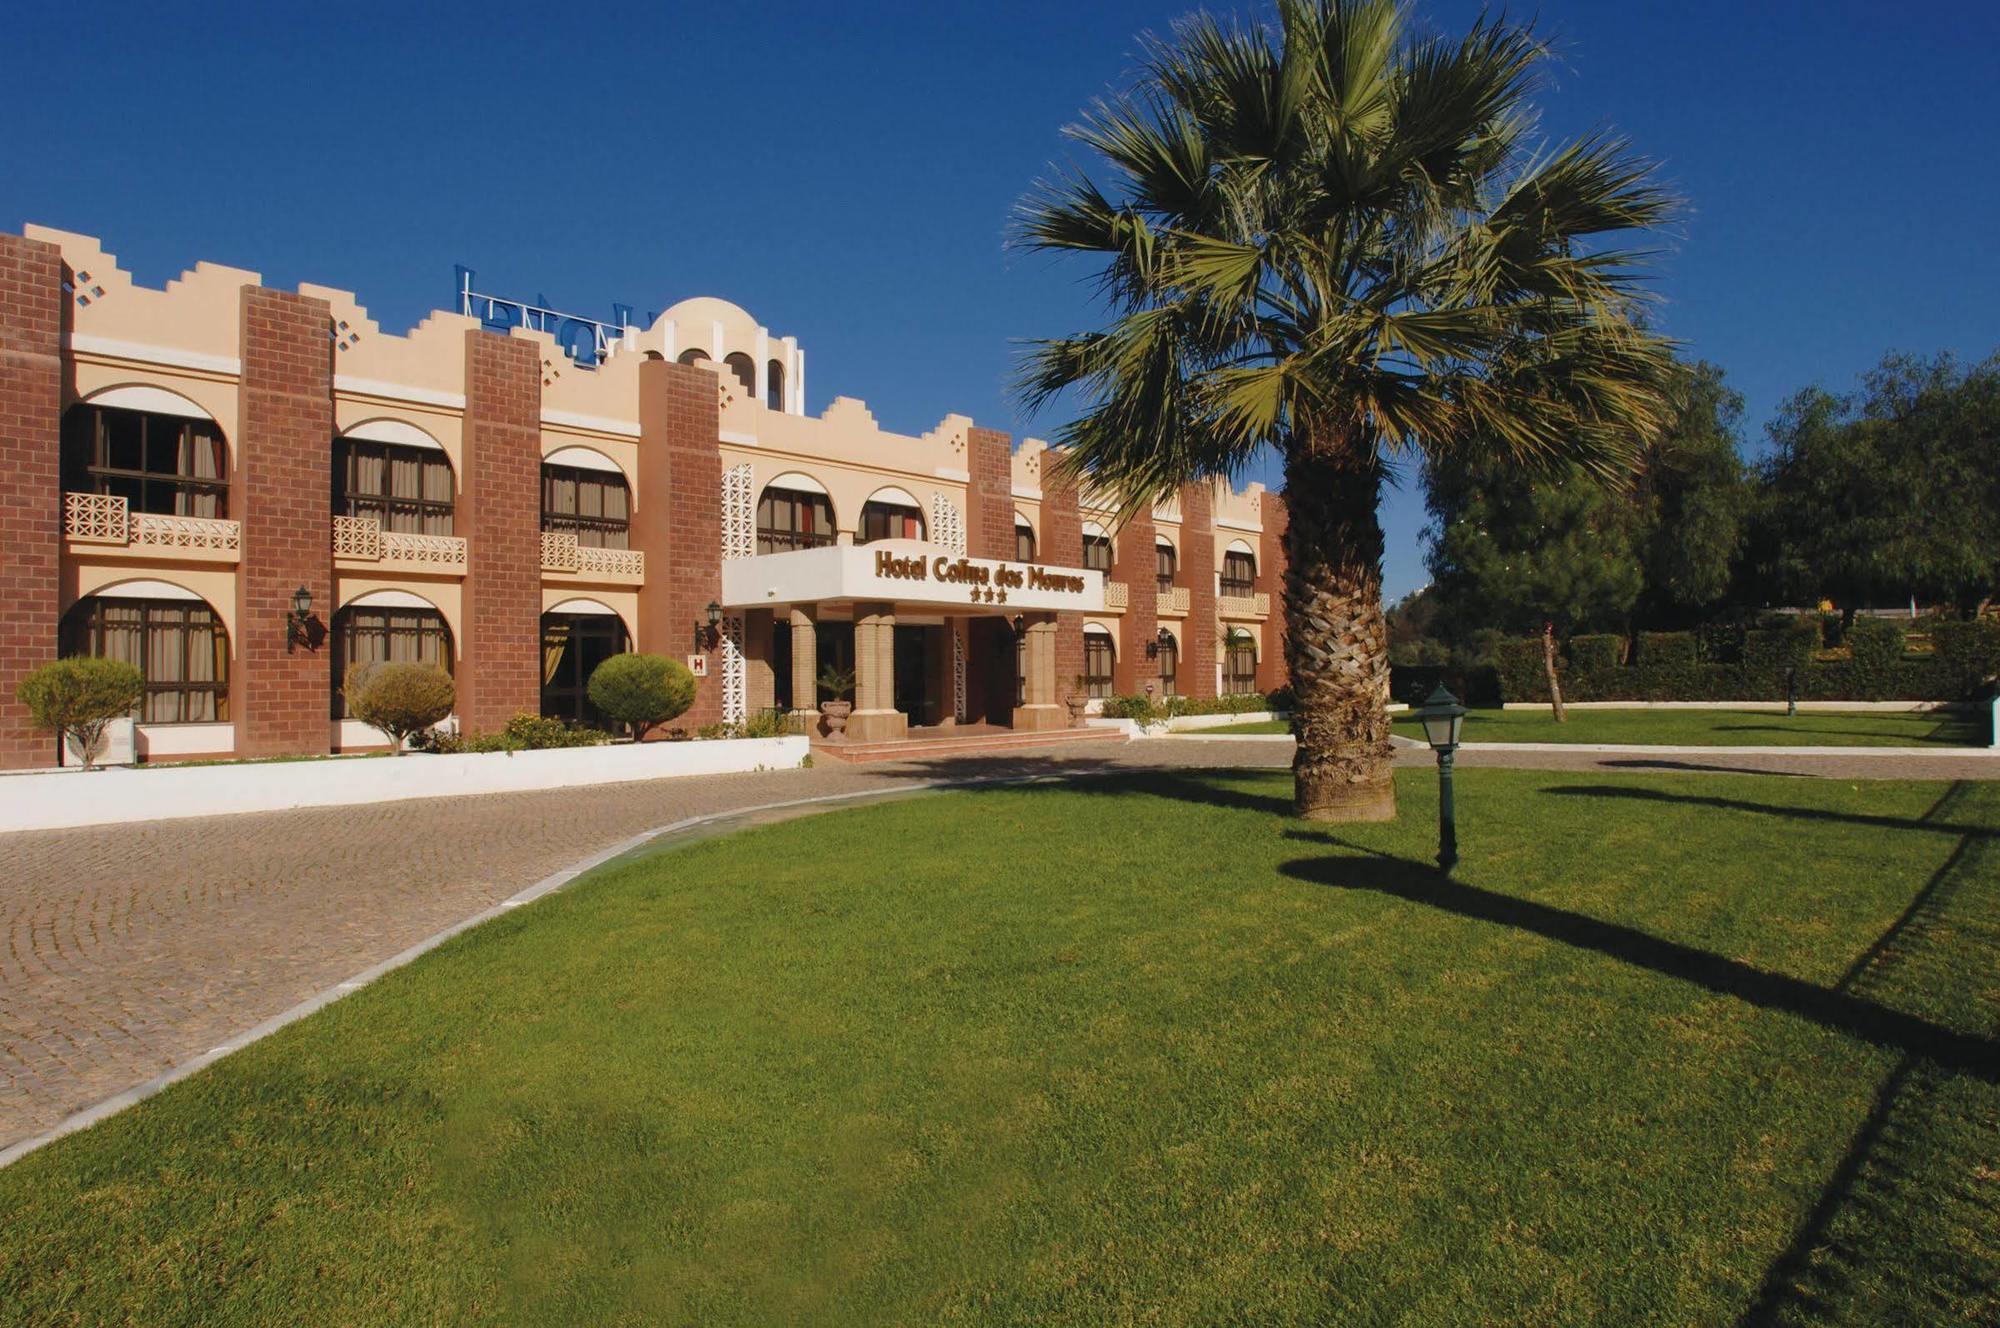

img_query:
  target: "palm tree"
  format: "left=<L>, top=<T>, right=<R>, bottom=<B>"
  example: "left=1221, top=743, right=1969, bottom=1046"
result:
left=1015, top=0, right=1679, bottom=820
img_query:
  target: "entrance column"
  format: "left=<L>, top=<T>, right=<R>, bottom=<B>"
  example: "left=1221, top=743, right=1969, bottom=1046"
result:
left=848, top=601, right=907, bottom=743
left=788, top=607, right=819, bottom=734
left=1013, top=613, right=1065, bottom=731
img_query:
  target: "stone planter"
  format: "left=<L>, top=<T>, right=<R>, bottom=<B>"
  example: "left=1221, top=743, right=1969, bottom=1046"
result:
left=820, top=699, right=853, bottom=741
left=1064, top=694, right=1090, bottom=727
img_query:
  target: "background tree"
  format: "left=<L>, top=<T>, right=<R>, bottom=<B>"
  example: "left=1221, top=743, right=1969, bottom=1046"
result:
left=16, top=657, right=144, bottom=770
left=1632, top=361, right=1751, bottom=624
left=1751, top=352, right=2000, bottom=621
left=1016, top=0, right=1678, bottom=820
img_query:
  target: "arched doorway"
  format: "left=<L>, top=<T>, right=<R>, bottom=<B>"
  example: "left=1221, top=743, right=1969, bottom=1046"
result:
left=541, top=608, right=630, bottom=727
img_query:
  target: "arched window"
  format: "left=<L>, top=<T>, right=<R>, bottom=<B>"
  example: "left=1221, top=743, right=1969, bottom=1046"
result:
left=858, top=488, right=925, bottom=543
left=542, top=456, right=631, bottom=548
left=766, top=360, right=786, bottom=411
left=335, top=434, right=454, bottom=535
left=1083, top=629, right=1114, bottom=698
left=723, top=352, right=757, bottom=395
left=330, top=603, right=454, bottom=718
left=1155, top=537, right=1178, bottom=593
left=1015, top=516, right=1037, bottom=562
left=62, top=594, right=229, bottom=723
left=1222, top=544, right=1257, bottom=596
left=541, top=610, right=629, bottom=727
left=1082, top=522, right=1112, bottom=572
left=757, top=480, right=836, bottom=553
left=677, top=348, right=710, bottom=367
left=1224, top=629, right=1258, bottom=695
left=63, top=402, right=227, bottom=517
left=1157, top=632, right=1179, bottom=697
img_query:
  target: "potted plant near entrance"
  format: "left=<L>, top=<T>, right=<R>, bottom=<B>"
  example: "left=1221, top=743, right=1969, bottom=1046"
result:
left=1066, top=674, right=1091, bottom=727
left=817, top=664, right=856, bottom=741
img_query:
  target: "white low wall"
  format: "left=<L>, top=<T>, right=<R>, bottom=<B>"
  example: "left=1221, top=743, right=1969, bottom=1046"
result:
left=0, top=737, right=810, bottom=834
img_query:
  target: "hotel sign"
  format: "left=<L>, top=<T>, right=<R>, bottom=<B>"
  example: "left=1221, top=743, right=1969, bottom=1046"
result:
left=721, top=541, right=1105, bottom=613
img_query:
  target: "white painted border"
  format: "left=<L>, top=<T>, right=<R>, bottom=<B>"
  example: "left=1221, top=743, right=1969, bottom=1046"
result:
left=0, top=738, right=811, bottom=834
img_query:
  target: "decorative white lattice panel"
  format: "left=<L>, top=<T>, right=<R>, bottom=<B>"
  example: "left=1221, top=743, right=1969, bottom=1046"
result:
left=722, top=463, right=755, bottom=561
left=930, top=493, right=965, bottom=555
left=952, top=627, right=966, bottom=723
left=722, top=614, right=747, bottom=723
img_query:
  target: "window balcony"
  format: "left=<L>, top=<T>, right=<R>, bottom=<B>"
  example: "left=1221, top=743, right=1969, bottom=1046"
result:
left=1219, top=591, right=1271, bottom=620
left=333, top=515, right=466, bottom=573
left=1157, top=585, right=1190, bottom=617
left=541, top=530, right=645, bottom=583
left=1103, top=580, right=1129, bottom=611
left=64, top=492, right=240, bottom=564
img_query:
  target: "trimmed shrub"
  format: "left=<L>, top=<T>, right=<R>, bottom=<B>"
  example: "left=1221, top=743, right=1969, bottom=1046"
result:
left=587, top=652, right=696, bottom=741
left=15, top=656, right=144, bottom=769
left=416, top=711, right=611, bottom=754
left=695, top=709, right=789, bottom=741
left=1490, top=638, right=1550, bottom=704
left=1931, top=620, right=2000, bottom=696
left=345, top=662, right=455, bottom=754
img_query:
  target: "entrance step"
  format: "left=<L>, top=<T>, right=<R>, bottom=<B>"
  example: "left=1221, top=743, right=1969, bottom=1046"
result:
left=810, top=726, right=1128, bottom=765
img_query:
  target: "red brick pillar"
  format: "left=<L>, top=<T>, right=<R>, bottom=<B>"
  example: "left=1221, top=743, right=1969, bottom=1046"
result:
left=1180, top=482, right=1218, bottom=698
left=1108, top=506, right=1158, bottom=696
left=1257, top=492, right=1290, bottom=694
left=1040, top=448, right=1085, bottom=697
left=960, top=426, right=1013, bottom=723
left=236, top=287, right=335, bottom=757
left=636, top=357, right=724, bottom=729
left=459, top=331, right=544, bottom=735
left=0, top=235, right=64, bottom=768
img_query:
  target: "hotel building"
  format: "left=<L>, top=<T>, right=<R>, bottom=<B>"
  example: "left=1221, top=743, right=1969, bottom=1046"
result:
left=0, top=226, right=1288, bottom=767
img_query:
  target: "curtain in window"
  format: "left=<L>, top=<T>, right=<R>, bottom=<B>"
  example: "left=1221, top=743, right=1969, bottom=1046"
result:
left=175, top=428, right=224, bottom=518
left=420, top=454, right=453, bottom=534
left=187, top=613, right=220, bottom=722
left=543, top=622, right=571, bottom=686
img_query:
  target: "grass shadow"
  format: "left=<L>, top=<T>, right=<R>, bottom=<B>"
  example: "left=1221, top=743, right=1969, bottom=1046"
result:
left=1543, top=784, right=1995, bottom=838
left=1275, top=843, right=1999, bottom=1084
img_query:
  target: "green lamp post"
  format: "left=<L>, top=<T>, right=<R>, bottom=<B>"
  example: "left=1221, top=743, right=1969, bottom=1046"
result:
left=1415, top=686, right=1467, bottom=874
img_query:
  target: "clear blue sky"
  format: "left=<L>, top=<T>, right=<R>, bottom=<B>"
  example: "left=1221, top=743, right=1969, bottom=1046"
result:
left=5, top=1, right=1996, bottom=600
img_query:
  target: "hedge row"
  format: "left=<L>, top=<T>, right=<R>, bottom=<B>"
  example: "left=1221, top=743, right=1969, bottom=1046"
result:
left=1483, top=619, right=2000, bottom=705
left=1100, top=690, right=1290, bottom=722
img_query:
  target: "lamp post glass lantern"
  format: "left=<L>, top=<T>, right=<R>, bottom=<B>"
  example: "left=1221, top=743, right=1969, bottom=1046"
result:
left=1416, top=686, right=1467, bottom=873
left=285, top=585, right=314, bottom=654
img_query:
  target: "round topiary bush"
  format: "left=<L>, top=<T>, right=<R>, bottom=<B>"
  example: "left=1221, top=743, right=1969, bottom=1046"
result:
left=15, top=656, right=145, bottom=769
left=344, top=661, right=456, bottom=754
left=587, top=652, right=696, bottom=741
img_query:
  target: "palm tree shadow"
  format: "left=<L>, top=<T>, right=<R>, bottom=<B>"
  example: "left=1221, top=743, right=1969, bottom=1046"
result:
left=1543, top=784, right=1996, bottom=839
left=1734, top=789, right=2000, bottom=1323
left=1275, top=844, right=1999, bottom=1082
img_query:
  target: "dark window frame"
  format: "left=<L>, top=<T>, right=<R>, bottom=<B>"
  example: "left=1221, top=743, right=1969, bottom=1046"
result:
left=540, top=612, right=629, bottom=727
left=330, top=606, right=455, bottom=718
left=62, top=596, right=230, bottom=724
left=1155, top=540, right=1178, bottom=594
left=334, top=437, right=455, bottom=536
left=1084, top=633, right=1114, bottom=698
left=1082, top=533, right=1112, bottom=572
left=62, top=403, right=229, bottom=517
left=540, top=462, right=631, bottom=548
left=1158, top=635, right=1179, bottom=697
left=1224, top=637, right=1259, bottom=694
left=858, top=500, right=926, bottom=544
left=1015, top=522, right=1037, bottom=562
left=1221, top=550, right=1257, bottom=598
left=757, top=486, right=837, bottom=554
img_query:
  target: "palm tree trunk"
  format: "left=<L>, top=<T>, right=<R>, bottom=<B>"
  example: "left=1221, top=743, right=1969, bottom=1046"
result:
left=1283, top=442, right=1396, bottom=821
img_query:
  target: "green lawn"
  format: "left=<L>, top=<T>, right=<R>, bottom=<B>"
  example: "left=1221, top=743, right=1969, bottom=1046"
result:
left=3, top=769, right=1996, bottom=1326
left=1200, top=707, right=1987, bottom=746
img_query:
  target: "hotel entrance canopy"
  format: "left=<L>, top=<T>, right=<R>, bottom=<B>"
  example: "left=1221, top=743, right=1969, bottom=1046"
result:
left=721, top=540, right=1106, bottom=613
